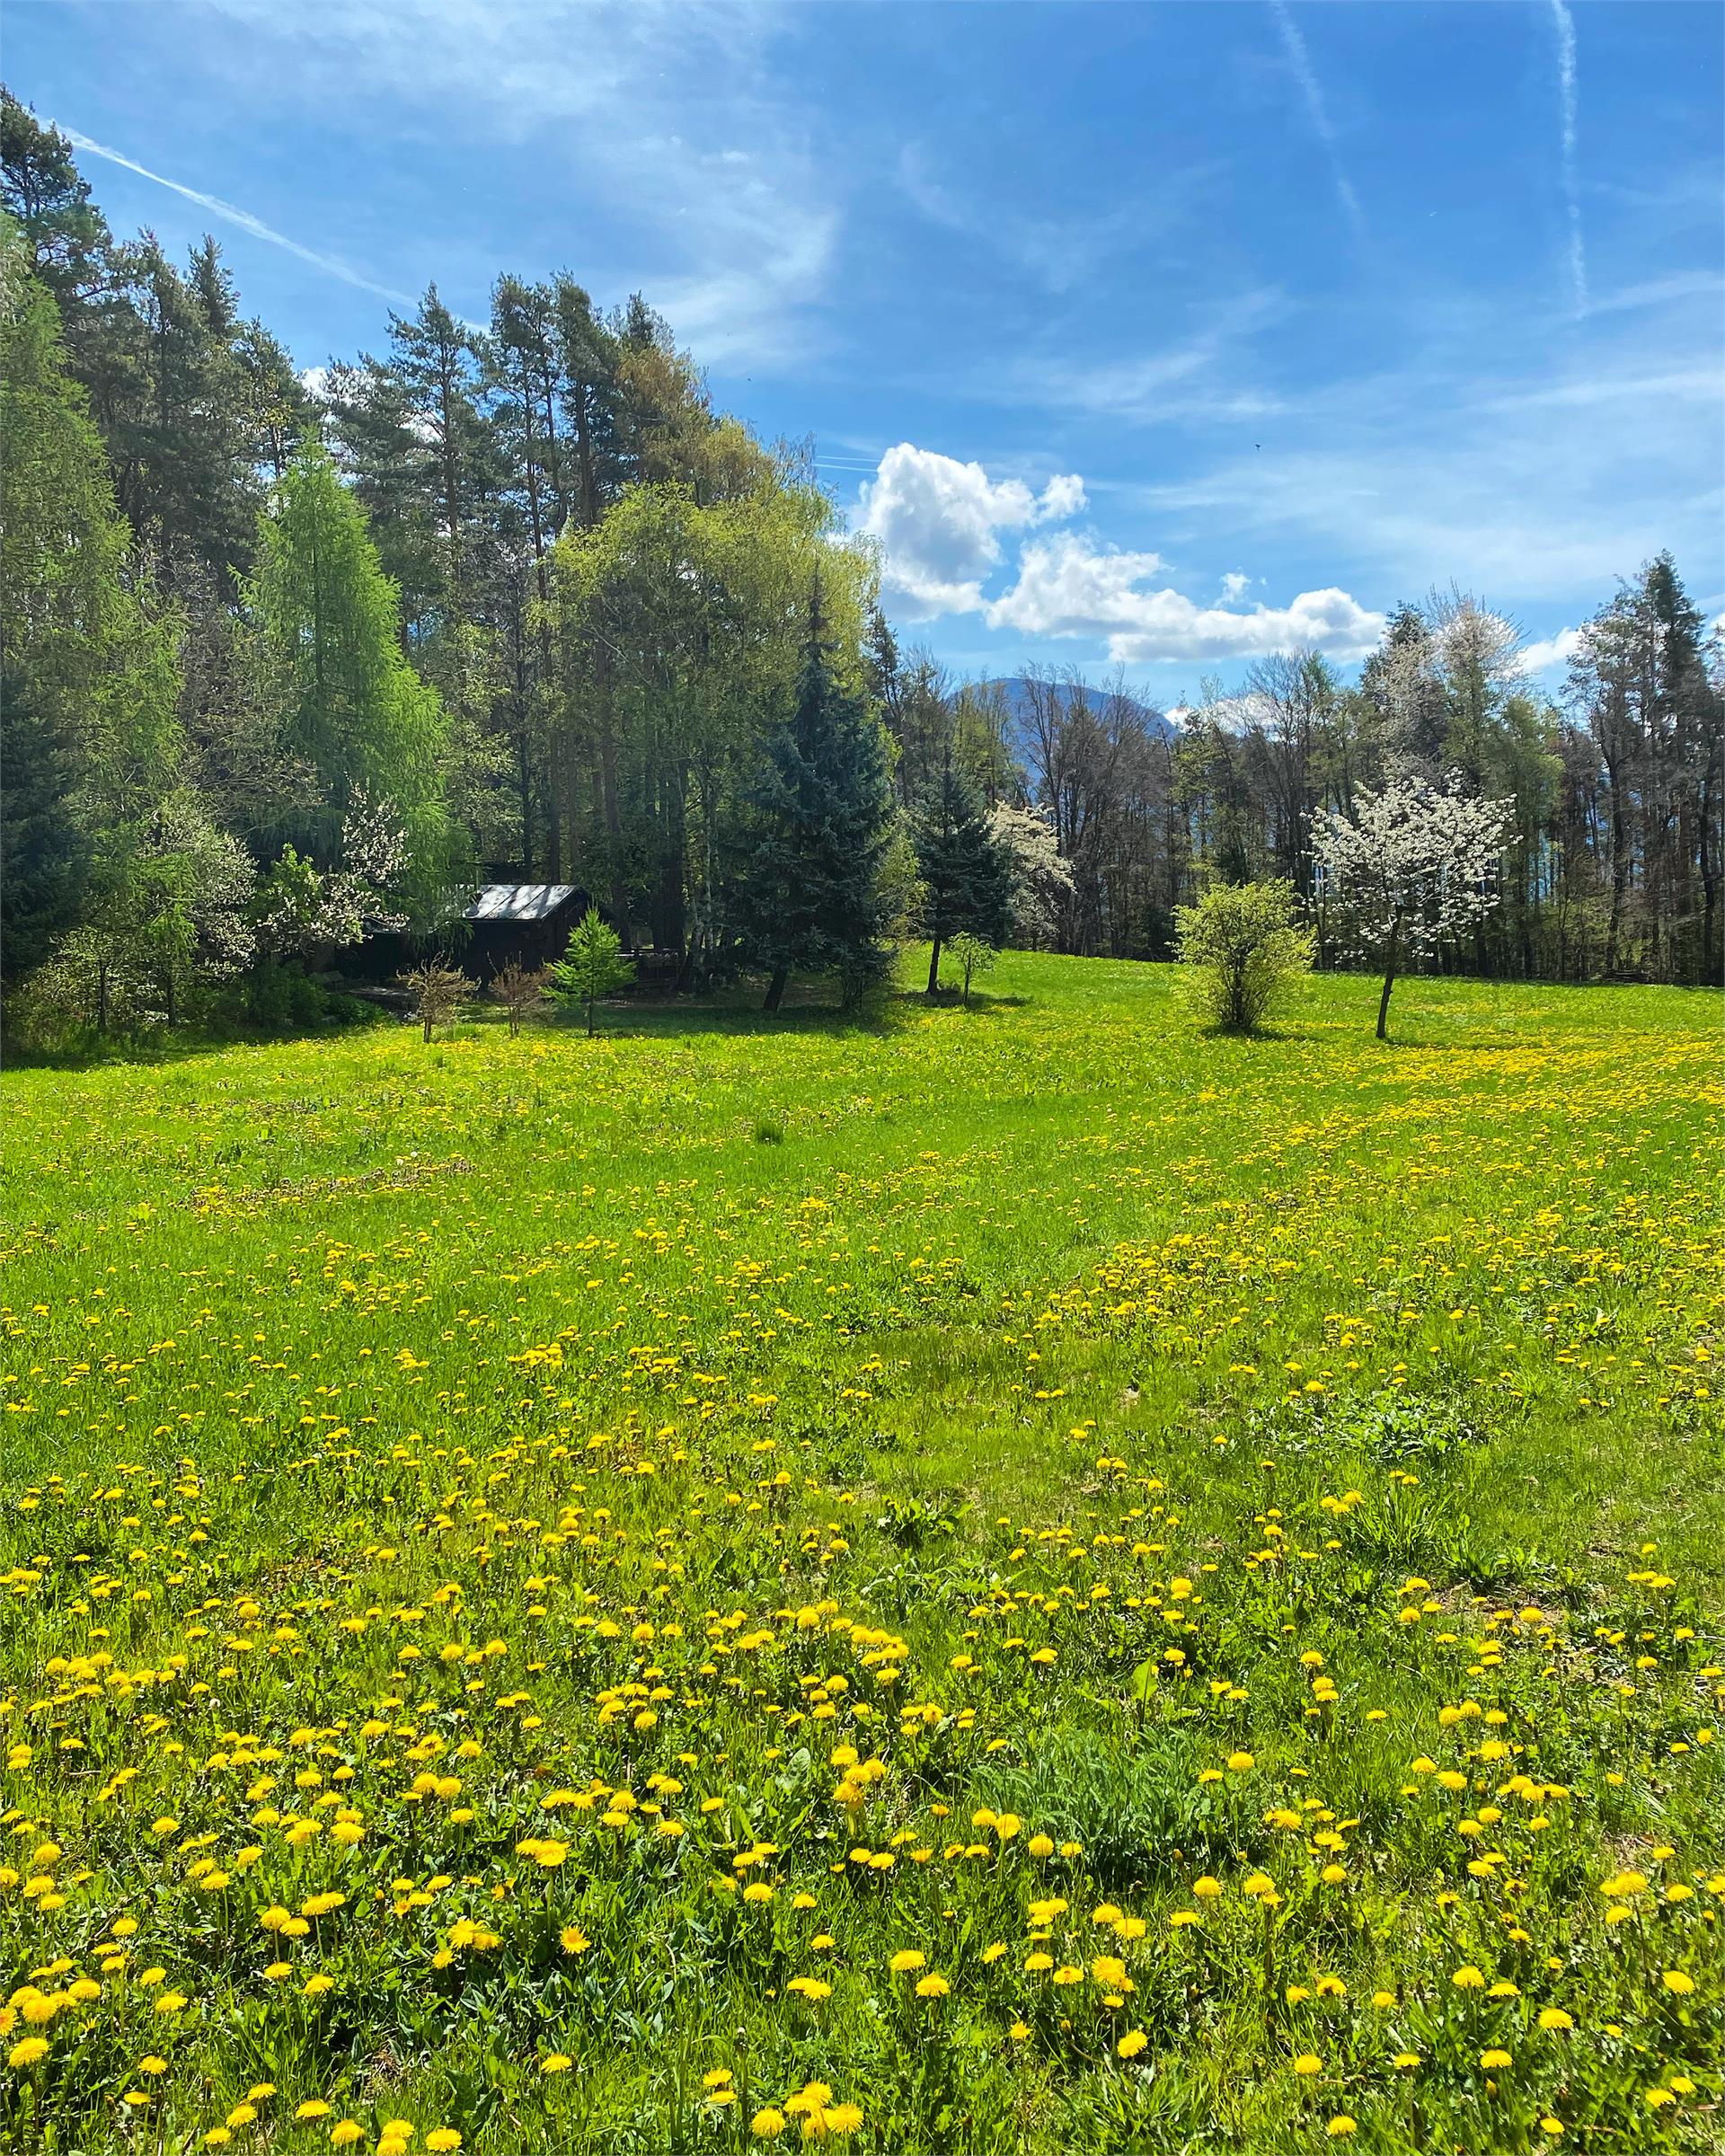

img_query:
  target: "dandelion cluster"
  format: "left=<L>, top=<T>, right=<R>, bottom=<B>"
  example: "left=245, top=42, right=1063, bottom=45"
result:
left=0, top=960, right=1718, bottom=2151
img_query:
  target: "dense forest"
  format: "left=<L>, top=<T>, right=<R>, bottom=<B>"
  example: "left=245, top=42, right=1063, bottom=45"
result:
left=1, top=89, right=1718, bottom=1047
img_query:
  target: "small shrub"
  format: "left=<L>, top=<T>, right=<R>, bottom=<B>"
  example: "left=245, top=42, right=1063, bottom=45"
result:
left=949, top=932, right=998, bottom=1007
left=488, top=959, right=548, bottom=1038
left=1173, top=879, right=1312, bottom=1034
left=402, top=961, right=474, bottom=1042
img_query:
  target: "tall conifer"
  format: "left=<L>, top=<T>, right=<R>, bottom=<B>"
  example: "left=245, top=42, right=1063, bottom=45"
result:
left=735, top=585, right=891, bottom=1012
left=913, top=759, right=1013, bottom=995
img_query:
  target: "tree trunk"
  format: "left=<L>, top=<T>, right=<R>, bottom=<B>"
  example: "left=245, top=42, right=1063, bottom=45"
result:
left=586, top=992, right=597, bottom=1037
left=926, top=936, right=942, bottom=996
left=1603, top=747, right=1627, bottom=976
left=1376, top=918, right=1401, bottom=1041
left=763, top=966, right=788, bottom=1014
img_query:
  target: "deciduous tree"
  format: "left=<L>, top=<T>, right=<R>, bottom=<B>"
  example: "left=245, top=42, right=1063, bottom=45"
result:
left=1314, top=778, right=1509, bottom=1038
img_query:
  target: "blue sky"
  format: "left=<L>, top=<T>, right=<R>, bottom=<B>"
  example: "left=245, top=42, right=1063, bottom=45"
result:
left=10, top=0, right=1722, bottom=704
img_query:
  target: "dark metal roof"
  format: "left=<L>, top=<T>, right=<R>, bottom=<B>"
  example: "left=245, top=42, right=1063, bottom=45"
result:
left=463, top=884, right=580, bottom=924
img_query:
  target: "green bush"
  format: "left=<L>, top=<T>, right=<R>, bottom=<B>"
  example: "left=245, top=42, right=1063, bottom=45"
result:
left=1173, top=878, right=1313, bottom=1033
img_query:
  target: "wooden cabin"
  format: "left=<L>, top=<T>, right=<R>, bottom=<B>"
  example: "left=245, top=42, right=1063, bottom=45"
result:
left=462, top=884, right=591, bottom=979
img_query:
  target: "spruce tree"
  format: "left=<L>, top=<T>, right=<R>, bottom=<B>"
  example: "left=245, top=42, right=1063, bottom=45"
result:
left=736, top=588, right=892, bottom=1012
left=913, top=758, right=1013, bottom=995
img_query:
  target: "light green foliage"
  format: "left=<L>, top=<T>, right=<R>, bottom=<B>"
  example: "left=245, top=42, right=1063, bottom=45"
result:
left=0, top=957, right=1718, bottom=2153
left=246, top=445, right=456, bottom=915
left=949, top=930, right=998, bottom=1005
left=546, top=474, right=878, bottom=962
left=546, top=906, right=635, bottom=1034
left=1175, top=878, right=1314, bottom=1033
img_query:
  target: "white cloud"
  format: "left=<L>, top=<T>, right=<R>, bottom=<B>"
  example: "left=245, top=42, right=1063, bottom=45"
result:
left=858, top=444, right=1086, bottom=619
left=1549, top=0, right=1588, bottom=312
left=983, top=535, right=1384, bottom=662
left=193, top=0, right=837, bottom=368
left=896, top=142, right=1222, bottom=296
left=1520, top=627, right=1581, bottom=672
left=58, top=126, right=413, bottom=305
left=1177, top=692, right=1278, bottom=735
left=1269, top=1, right=1366, bottom=238
left=1219, top=570, right=1252, bottom=601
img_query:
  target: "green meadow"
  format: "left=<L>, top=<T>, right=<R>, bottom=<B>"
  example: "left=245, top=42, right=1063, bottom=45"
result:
left=1, top=955, right=1720, bottom=2153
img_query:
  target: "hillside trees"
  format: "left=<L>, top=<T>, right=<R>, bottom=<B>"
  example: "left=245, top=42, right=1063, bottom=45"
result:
left=3, top=93, right=1719, bottom=1036
left=1564, top=554, right=1721, bottom=979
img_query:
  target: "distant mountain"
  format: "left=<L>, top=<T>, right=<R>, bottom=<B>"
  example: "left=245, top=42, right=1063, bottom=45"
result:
left=968, top=676, right=1175, bottom=742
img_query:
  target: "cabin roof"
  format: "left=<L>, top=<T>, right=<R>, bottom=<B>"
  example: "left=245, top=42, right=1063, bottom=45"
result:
left=463, top=883, right=580, bottom=924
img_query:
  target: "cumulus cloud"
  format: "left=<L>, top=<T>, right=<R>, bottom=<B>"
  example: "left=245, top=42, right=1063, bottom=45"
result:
left=858, top=444, right=1086, bottom=619
left=1520, top=626, right=1582, bottom=672
left=982, top=535, right=1384, bottom=662
left=1219, top=570, right=1252, bottom=601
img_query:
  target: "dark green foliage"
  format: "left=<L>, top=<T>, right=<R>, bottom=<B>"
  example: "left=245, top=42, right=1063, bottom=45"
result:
left=0, top=667, right=87, bottom=980
left=913, top=758, right=1013, bottom=995
left=0, top=218, right=184, bottom=992
left=0, top=90, right=111, bottom=319
left=732, top=592, right=893, bottom=1012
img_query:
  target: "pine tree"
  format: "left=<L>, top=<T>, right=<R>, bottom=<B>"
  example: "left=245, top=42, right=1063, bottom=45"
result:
left=913, top=758, right=1013, bottom=995
left=0, top=665, right=87, bottom=979
left=0, top=220, right=182, bottom=985
left=0, top=92, right=113, bottom=356
left=735, top=588, right=892, bottom=1012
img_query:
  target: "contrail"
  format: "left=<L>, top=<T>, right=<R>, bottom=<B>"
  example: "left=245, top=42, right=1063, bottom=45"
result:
left=1269, top=1, right=1367, bottom=240
left=58, top=123, right=414, bottom=307
left=1548, top=0, right=1587, bottom=312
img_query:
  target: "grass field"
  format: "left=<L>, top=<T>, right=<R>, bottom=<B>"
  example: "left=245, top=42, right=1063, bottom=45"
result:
left=1, top=954, right=1720, bottom=2155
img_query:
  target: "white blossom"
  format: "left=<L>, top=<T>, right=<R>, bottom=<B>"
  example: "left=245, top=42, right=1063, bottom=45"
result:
left=1316, top=778, right=1510, bottom=956
left=1314, top=776, right=1511, bottom=1034
left=987, top=800, right=1073, bottom=946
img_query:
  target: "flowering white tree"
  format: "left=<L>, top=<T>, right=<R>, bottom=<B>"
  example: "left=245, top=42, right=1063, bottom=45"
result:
left=255, top=792, right=412, bottom=958
left=1314, top=777, right=1511, bottom=1038
left=986, top=801, right=1074, bottom=947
